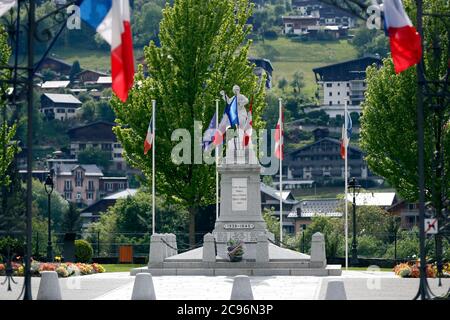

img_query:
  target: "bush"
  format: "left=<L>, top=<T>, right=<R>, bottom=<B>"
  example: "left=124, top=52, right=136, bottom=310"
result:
left=0, top=237, right=24, bottom=257
left=74, top=240, right=94, bottom=263
left=263, top=30, right=278, bottom=40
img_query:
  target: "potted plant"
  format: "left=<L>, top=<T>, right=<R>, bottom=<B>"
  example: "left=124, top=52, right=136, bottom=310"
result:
left=227, top=239, right=244, bottom=262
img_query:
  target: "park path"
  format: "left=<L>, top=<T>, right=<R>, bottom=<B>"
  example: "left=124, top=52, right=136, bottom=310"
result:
left=1, top=271, right=448, bottom=300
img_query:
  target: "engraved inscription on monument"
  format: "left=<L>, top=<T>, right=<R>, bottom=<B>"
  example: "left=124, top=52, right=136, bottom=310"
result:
left=231, top=178, right=247, bottom=211
left=224, top=223, right=254, bottom=229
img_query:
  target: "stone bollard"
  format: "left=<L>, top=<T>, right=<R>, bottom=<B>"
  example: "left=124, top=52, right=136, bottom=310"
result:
left=324, top=280, right=347, bottom=300
left=149, top=233, right=165, bottom=266
left=37, top=271, right=62, bottom=300
left=255, top=234, right=269, bottom=263
left=131, top=273, right=157, bottom=300
left=170, top=233, right=178, bottom=256
left=202, top=233, right=216, bottom=263
left=310, top=232, right=326, bottom=268
left=230, top=275, right=254, bottom=300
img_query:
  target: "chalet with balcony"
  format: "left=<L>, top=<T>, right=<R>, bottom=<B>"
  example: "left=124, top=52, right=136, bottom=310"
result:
left=40, top=93, right=82, bottom=120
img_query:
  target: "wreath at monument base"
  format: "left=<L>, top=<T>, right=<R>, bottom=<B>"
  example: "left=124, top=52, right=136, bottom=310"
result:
left=227, top=239, right=244, bottom=262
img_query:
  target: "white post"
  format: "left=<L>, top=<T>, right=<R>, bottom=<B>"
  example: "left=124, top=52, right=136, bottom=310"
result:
left=278, top=98, right=283, bottom=246
left=344, top=100, right=348, bottom=270
left=215, top=99, right=219, bottom=220
left=152, top=99, right=156, bottom=235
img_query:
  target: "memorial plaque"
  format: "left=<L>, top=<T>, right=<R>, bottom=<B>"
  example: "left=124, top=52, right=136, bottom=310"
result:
left=224, top=223, right=254, bottom=229
left=232, top=178, right=247, bottom=211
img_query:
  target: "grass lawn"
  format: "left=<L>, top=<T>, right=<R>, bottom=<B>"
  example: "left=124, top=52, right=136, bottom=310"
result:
left=250, top=37, right=358, bottom=96
left=103, top=264, right=145, bottom=273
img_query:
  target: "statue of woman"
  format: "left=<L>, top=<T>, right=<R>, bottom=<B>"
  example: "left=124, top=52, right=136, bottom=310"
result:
left=220, top=85, right=249, bottom=130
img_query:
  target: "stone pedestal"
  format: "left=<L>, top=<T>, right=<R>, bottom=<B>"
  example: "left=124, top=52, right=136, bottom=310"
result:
left=213, top=156, right=270, bottom=260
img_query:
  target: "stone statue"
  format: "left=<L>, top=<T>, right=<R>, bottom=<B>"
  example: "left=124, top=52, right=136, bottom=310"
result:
left=220, top=85, right=249, bottom=131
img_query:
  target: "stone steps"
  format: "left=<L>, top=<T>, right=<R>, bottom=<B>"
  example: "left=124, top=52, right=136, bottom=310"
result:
left=131, top=265, right=342, bottom=277
left=159, top=261, right=312, bottom=269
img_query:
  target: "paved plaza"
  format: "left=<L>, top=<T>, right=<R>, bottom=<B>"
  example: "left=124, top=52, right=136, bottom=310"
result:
left=1, top=271, right=448, bottom=300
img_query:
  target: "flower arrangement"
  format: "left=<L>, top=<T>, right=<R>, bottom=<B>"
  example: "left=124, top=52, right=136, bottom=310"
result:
left=394, top=261, right=449, bottom=278
left=2, top=260, right=106, bottom=278
left=227, top=239, right=244, bottom=262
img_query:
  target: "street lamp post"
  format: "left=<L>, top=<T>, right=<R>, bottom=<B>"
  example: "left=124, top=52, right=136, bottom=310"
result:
left=44, top=173, right=54, bottom=262
left=348, top=177, right=360, bottom=266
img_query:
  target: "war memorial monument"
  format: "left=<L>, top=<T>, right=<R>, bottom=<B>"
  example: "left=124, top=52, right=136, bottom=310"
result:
left=132, top=87, right=342, bottom=277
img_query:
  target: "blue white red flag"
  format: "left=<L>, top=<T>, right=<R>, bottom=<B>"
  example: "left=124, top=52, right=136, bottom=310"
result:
left=80, top=0, right=135, bottom=102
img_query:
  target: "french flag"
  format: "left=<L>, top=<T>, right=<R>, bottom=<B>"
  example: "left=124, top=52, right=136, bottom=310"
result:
left=383, top=0, right=422, bottom=74
left=80, top=0, right=135, bottom=102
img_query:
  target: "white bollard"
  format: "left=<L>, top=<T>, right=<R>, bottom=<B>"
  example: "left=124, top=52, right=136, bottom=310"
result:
left=324, top=280, right=347, bottom=300
left=131, top=273, right=157, bottom=300
left=37, top=271, right=62, bottom=300
left=230, top=275, right=254, bottom=300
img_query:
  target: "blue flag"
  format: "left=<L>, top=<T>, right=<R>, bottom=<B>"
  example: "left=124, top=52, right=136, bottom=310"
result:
left=202, top=112, right=217, bottom=152
left=345, top=111, right=352, bottom=139
left=225, top=97, right=239, bottom=128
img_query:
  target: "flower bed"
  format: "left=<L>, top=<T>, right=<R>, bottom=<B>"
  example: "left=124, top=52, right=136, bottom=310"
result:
left=394, top=261, right=450, bottom=278
left=0, top=260, right=105, bottom=278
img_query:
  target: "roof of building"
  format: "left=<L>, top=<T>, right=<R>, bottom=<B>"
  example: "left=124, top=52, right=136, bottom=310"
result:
left=288, top=198, right=342, bottom=218
left=103, top=188, right=138, bottom=200
left=346, top=192, right=397, bottom=207
left=41, top=80, right=71, bottom=89
left=288, top=137, right=362, bottom=158
left=42, top=93, right=82, bottom=105
left=67, top=121, right=117, bottom=142
left=54, top=164, right=103, bottom=177
left=261, top=183, right=299, bottom=205
left=81, top=189, right=138, bottom=214
left=313, top=56, right=382, bottom=82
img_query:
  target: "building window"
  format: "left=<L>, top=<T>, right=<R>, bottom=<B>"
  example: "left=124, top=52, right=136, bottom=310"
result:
left=326, top=83, right=332, bottom=87
left=64, top=192, right=72, bottom=200
left=114, top=143, right=122, bottom=148
left=114, top=153, right=122, bottom=158
left=75, top=171, right=82, bottom=187
left=64, top=180, right=72, bottom=191
left=101, top=143, right=112, bottom=151
left=329, top=92, right=332, bottom=96
left=79, top=144, right=86, bottom=151
left=76, top=192, right=82, bottom=201
left=88, top=180, right=94, bottom=191
left=346, top=83, right=350, bottom=87
left=329, top=101, right=332, bottom=106
left=337, top=91, right=340, bottom=95
left=105, top=183, right=113, bottom=192
left=337, top=101, right=340, bottom=105
left=87, top=192, right=94, bottom=200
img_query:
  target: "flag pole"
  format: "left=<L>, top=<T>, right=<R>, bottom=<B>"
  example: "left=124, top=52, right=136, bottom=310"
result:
left=215, top=99, right=220, bottom=221
left=279, top=98, right=283, bottom=247
left=152, top=99, right=156, bottom=235
left=344, top=100, right=349, bottom=270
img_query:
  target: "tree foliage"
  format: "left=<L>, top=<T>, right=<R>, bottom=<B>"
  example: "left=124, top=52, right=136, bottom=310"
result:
left=112, top=0, right=266, bottom=245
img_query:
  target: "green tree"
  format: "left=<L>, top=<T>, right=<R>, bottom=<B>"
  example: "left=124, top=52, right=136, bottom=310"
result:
left=32, top=179, right=69, bottom=232
left=351, top=28, right=389, bottom=58
left=278, top=77, right=288, bottom=92
left=133, top=2, right=164, bottom=47
left=69, top=60, right=81, bottom=82
left=78, top=147, right=112, bottom=170
left=112, top=0, right=266, bottom=246
left=290, top=71, right=305, bottom=95
left=62, top=202, right=81, bottom=233
left=0, top=26, right=16, bottom=189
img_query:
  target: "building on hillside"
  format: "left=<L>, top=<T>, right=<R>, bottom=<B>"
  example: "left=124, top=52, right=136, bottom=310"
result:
left=312, top=56, right=382, bottom=116
left=387, top=201, right=420, bottom=230
left=37, top=56, right=72, bottom=76
left=76, top=69, right=109, bottom=84
left=287, top=198, right=342, bottom=233
left=284, top=132, right=381, bottom=185
left=40, top=93, right=82, bottom=120
left=291, top=0, right=356, bottom=28
left=260, top=183, right=299, bottom=234
left=40, top=80, right=71, bottom=90
left=248, top=57, right=274, bottom=89
left=67, top=121, right=126, bottom=172
left=53, top=163, right=128, bottom=207
left=96, top=76, right=112, bottom=89
left=282, top=15, right=320, bottom=35
left=79, top=188, right=138, bottom=230
left=302, top=25, right=349, bottom=40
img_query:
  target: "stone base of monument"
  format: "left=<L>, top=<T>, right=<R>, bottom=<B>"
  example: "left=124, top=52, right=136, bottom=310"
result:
left=131, top=233, right=342, bottom=277
left=132, top=157, right=342, bottom=277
